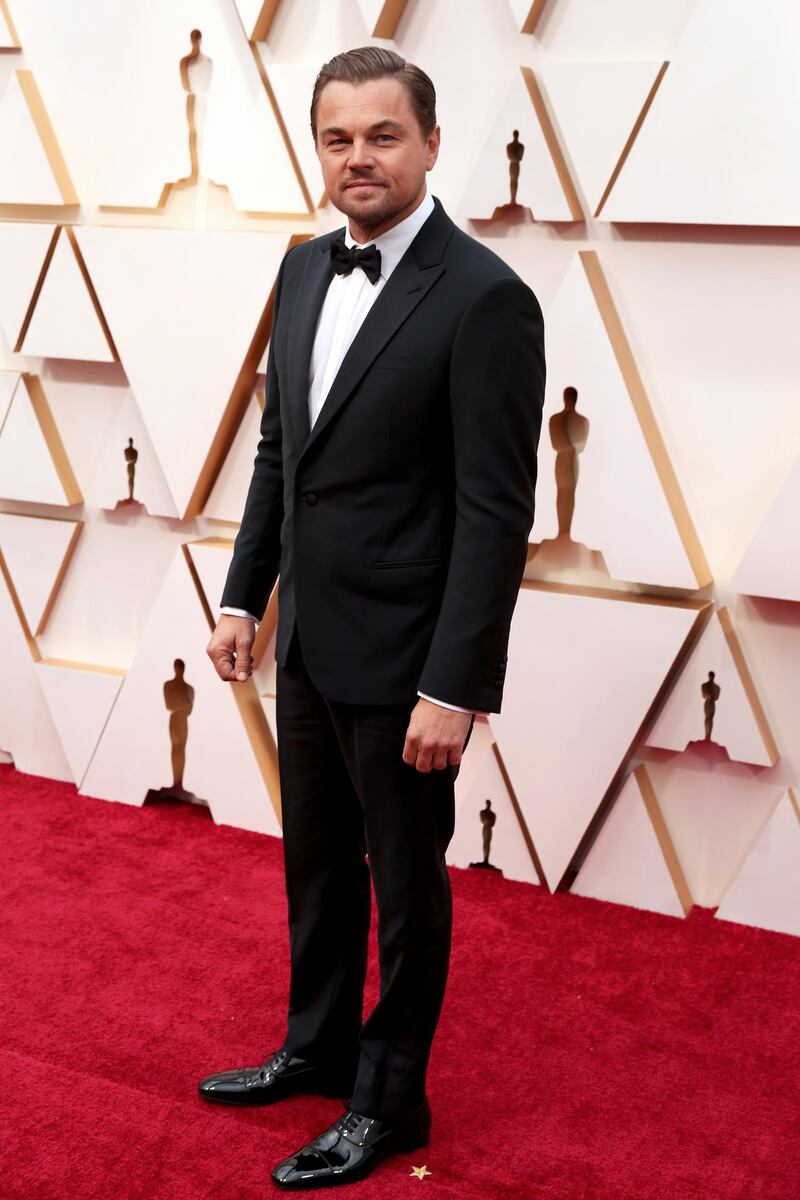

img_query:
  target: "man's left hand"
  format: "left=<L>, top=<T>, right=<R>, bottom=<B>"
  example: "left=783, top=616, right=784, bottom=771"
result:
left=403, top=698, right=472, bottom=774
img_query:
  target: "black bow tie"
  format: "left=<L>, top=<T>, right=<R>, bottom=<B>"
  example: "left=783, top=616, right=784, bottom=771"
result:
left=329, top=236, right=382, bottom=285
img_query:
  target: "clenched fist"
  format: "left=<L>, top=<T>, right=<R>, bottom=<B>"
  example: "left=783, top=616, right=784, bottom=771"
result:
left=207, top=614, right=256, bottom=682
left=403, top=698, right=473, bottom=774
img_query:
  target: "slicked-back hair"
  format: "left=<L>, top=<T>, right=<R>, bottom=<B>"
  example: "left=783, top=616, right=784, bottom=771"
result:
left=310, top=45, right=437, bottom=143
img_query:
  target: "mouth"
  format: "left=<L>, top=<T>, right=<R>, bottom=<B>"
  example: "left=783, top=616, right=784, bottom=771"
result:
left=345, top=182, right=384, bottom=190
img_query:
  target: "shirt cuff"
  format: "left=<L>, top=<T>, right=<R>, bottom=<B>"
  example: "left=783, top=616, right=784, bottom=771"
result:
left=220, top=606, right=259, bottom=623
left=417, top=690, right=487, bottom=716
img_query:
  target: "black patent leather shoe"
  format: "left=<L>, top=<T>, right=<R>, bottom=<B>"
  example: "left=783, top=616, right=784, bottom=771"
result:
left=271, top=1098, right=431, bottom=1189
left=198, top=1047, right=356, bottom=1107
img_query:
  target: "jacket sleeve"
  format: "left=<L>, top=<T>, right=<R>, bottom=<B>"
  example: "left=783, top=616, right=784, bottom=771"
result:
left=219, top=248, right=292, bottom=621
left=415, top=274, right=545, bottom=713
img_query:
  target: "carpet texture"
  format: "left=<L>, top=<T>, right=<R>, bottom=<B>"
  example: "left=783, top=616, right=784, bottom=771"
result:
left=1, top=761, right=798, bottom=1199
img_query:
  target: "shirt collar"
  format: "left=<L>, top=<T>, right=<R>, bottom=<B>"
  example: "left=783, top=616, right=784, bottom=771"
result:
left=343, top=189, right=435, bottom=279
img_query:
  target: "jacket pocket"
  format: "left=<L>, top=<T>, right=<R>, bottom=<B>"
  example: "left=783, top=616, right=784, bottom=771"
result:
left=370, top=555, right=447, bottom=569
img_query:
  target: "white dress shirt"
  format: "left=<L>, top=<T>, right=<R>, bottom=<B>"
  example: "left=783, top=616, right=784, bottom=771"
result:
left=221, top=188, right=486, bottom=717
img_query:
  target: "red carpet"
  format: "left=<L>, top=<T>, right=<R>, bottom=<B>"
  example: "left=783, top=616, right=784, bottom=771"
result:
left=1, top=761, right=798, bottom=1199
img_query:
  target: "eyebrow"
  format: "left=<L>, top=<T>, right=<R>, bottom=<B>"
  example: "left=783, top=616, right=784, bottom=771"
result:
left=319, top=119, right=406, bottom=138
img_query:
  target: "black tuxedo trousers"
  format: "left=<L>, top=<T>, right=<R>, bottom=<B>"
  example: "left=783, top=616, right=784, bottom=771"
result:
left=220, top=195, right=544, bottom=1120
left=277, top=621, right=474, bottom=1120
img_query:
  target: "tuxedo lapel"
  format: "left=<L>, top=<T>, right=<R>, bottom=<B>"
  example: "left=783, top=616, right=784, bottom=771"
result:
left=287, top=195, right=455, bottom=464
left=285, top=229, right=341, bottom=449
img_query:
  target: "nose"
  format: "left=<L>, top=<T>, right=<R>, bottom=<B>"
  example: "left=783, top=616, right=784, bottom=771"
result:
left=345, top=138, right=377, bottom=171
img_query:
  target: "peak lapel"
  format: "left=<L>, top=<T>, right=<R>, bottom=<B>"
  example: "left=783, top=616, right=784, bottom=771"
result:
left=285, top=229, right=341, bottom=449
left=297, top=195, right=455, bottom=464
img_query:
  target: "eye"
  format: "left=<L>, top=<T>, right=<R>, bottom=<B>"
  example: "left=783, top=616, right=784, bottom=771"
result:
left=376, top=134, right=395, bottom=141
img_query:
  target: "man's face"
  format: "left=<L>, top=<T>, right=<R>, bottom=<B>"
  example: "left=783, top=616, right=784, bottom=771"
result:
left=314, top=76, right=440, bottom=230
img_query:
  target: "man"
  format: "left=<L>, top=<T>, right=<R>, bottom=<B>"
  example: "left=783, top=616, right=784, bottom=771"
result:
left=199, top=46, right=545, bottom=1190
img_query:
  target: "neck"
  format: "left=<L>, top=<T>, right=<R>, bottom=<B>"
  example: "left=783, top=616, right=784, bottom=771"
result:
left=347, top=185, right=427, bottom=244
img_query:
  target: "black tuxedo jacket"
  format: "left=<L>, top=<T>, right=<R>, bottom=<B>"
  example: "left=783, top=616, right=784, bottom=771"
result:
left=220, top=194, right=545, bottom=712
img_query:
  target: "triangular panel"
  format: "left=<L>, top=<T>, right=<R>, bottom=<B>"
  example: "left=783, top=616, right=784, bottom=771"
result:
left=715, top=791, right=800, bottom=937
left=531, top=252, right=710, bottom=588
left=461, top=67, right=581, bottom=222
left=654, top=766, right=783, bottom=908
left=730, top=456, right=800, bottom=603
left=449, top=739, right=541, bottom=885
left=647, top=607, right=777, bottom=766
left=84, top=391, right=178, bottom=518
left=81, top=544, right=281, bottom=836
left=0, top=566, right=72, bottom=780
left=21, top=228, right=115, bottom=362
left=604, top=0, right=800, bottom=225
left=0, top=222, right=56, bottom=350
left=35, top=660, right=124, bottom=787
left=0, top=70, right=77, bottom=205
left=538, top=61, right=666, bottom=215
left=75, top=227, right=289, bottom=518
left=97, top=5, right=305, bottom=214
left=572, top=766, right=691, bottom=917
left=0, top=375, right=81, bottom=505
left=490, top=583, right=707, bottom=889
left=0, top=513, right=80, bottom=635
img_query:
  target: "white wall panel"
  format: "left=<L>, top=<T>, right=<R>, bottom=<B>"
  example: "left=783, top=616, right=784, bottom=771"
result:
left=74, top=226, right=288, bottom=518
left=490, top=584, right=705, bottom=889
left=572, top=768, right=689, bottom=918
left=715, top=790, right=800, bottom=937
left=0, top=223, right=54, bottom=351
left=21, top=229, right=114, bottom=362
left=0, top=70, right=67, bottom=204
left=1, top=0, right=799, bottom=936
left=538, top=61, right=664, bottom=216
left=80, top=544, right=280, bottom=836
left=0, top=512, right=79, bottom=634
left=0, top=566, right=72, bottom=780
left=605, top=0, right=800, bottom=225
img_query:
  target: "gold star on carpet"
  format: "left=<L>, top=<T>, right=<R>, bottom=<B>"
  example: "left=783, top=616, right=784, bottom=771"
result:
left=410, top=1164, right=432, bottom=1179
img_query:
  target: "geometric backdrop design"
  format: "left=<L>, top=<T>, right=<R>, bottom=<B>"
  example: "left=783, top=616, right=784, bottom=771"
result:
left=80, top=543, right=281, bottom=837
left=2, top=0, right=799, bottom=937
left=75, top=227, right=290, bottom=519
left=530, top=252, right=710, bottom=589
left=463, top=67, right=582, bottom=222
left=0, top=222, right=57, bottom=350
left=603, top=0, right=800, bottom=225
left=730, top=456, right=800, bottom=604
left=95, top=0, right=307, bottom=214
left=646, top=607, right=778, bottom=767
left=714, top=790, right=800, bottom=937
left=571, top=765, right=692, bottom=919
left=488, top=583, right=707, bottom=891
left=538, top=60, right=667, bottom=216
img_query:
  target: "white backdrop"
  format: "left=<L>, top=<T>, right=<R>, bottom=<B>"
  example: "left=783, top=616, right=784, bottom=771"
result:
left=1, top=0, right=798, bottom=936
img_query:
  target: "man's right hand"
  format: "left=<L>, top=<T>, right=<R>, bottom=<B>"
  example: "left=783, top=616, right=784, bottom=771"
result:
left=207, top=615, right=256, bottom=683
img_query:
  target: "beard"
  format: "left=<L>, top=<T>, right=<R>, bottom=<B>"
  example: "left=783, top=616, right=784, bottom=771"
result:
left=336, top=181, right=394, bottom=221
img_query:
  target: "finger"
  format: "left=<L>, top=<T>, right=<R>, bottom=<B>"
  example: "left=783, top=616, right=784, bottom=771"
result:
left=431, top=746, right=450, bottom=772
left=402, top=731, right=418, bottom=768
left=415, top=743, right=433, bottom=774
left=234, top=634, right=254, bottom=681
left=208, top=640, right=237, bottom=681
left=217, top=650, right=238, bottom=681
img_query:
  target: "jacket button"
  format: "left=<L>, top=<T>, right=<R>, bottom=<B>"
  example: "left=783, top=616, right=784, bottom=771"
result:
left=303, top=492, right=318, bottom=506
